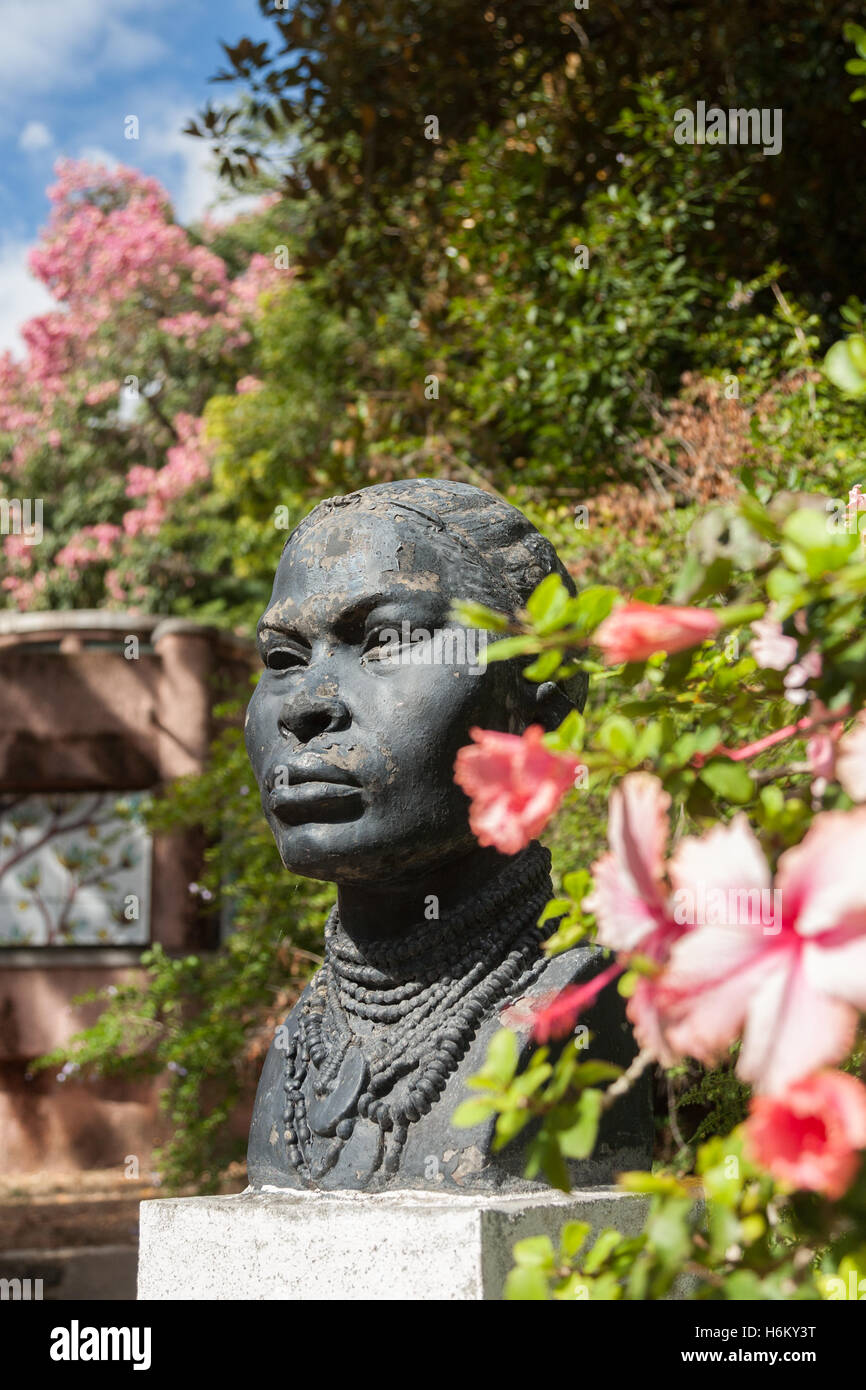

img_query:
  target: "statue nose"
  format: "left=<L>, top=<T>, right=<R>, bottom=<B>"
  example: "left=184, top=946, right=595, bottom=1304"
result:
left=278, top=689, right=351, bottom=745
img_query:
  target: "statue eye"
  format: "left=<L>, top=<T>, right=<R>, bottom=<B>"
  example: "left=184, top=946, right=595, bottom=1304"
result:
left=361, top=628, right=404, bottom=663
left=265, top=647, right=306, bottom=672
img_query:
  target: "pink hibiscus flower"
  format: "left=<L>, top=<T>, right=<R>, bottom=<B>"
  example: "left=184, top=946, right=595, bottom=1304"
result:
left=658, top=807, right=866, bottom=1093
left=454, top=725, right=581, bottom=855
left=582, top=774, right=686, bottom=1062
left=745, top=1070, right=866, bottom=1199
left=594, top=601, right=720, bottom=665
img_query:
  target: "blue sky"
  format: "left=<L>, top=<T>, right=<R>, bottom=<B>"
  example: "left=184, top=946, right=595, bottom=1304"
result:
left=0, top=0, right=274, bottom=353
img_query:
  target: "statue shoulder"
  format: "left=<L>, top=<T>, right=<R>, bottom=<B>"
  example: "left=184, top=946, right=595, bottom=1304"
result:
left=536, top=941, right=606, bottom=991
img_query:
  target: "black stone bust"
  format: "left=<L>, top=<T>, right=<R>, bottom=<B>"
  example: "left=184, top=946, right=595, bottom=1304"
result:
left=245, top=479, right=649, bottom=1191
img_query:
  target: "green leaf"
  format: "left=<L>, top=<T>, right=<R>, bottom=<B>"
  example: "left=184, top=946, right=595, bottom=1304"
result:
left=626, top=1253, right=653, bottom=1300
left=493, top=1107, right=532, bottom=1150
left=843, top=20, right=866, bottom=54
left=694, top=723, right=723, bottom=752
left=722, top=1270, right=771, bottom=1300
left=675, top=555, right=734, bottom=605
left=558, top=1088, right=603, bottom=1158
left=699, top=759, right=753, bottom=804
left=526, top=573, right=573, bottom=633
left=524, top=648, right=563, bottom=681
left=766, top=565, right=809, bottom=610
left=452, top=1098, right=497, bottom=1128
left=504, top=1266, right=549, bottom=1300
left=538, top=897, right=571, bottom=924
left=824, top=337, right=866, bottom=396
left=553, top=1272, right=592, bottom=1300
left=513, top=1234, right=556, bottom=1268
left=708, top=1202, right=741, bottom=1262
left=781, top=507, right=858, bottom=578
left=465, top=1074, right=501, bottom=1091
left=539, top=1136, right=572, bottom=1191
left=509, top=1065, right=553, bottom=1099
left=619, top=1171, right=689, bottom=1197
left=670, top=551, right=704, bottom=605
left=632, top=722, right=663, bottom=763
left=562, top=869, right=591, bottom=900
left=646, top=1196, right=693, bottom=1272
left=759, top=784, right=785, bottom=820
left=546, top=708, right=585, bottom=752
left=481, top=1028, right=520, bottom=1087
left=560, top=1220, right=591, bottom=1258
left=738, top=495, right=780, bottom=542
left=597, top=715, right=635, bottom=759
left=572, top=585, right=618, bottom=635
left=714, top=657, right=756, bottom=691
left=572, top=1061, right=623, bottom=1086
left=449, top=600, right=509, bottom=632
left=670, top=731, right=702, bottom=767
left=584, top=1228, right=622, bottom=1274
left=617, top=969, right=638, bottom=998
left=484, top=634, right=540, bottom=663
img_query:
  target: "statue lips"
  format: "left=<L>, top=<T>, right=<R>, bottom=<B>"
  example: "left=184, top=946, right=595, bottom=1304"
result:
left=268, top=763, right=364, bottom=826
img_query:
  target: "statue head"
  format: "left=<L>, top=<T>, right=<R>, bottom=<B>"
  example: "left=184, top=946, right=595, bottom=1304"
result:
left=245, top=479, right=585, bottom=884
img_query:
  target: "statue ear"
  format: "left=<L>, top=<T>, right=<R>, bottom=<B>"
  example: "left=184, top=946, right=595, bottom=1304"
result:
left=532, top=672, right=588, bottom=731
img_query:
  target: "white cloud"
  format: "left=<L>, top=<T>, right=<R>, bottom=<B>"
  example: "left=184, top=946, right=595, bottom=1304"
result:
left=18, top=121, right=53, bottom=153
left=0, top=0, right=167, bottom=111
left=0, top=241, right=55, bottom=357
left=76, top=145, right=120, bottom=172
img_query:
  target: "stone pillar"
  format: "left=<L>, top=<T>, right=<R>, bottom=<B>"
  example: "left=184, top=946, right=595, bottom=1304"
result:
left=138, top=1188, right=650, bottom=1301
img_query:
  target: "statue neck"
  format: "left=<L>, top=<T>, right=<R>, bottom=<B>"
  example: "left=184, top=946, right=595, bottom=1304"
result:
left=330, top=840, right=552, bottom=961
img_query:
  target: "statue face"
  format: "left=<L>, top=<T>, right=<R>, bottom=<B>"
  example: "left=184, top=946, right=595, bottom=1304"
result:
left=245, top=508, right=516, bottom=883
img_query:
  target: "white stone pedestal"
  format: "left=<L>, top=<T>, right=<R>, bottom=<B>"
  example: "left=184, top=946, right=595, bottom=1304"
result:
left=138, top=1186, right=649, bottom=1301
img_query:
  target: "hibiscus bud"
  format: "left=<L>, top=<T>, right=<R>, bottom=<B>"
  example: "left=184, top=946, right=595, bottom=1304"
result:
left=745, top=1070, right=866, bottom=1200
left=594, top=600, right=720, bottom=665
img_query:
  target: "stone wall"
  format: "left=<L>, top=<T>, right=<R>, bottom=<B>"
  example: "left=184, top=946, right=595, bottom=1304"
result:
left=0, top=611, right=254, bottom=1175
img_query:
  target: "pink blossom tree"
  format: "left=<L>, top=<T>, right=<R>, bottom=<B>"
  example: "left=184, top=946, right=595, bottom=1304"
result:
left=0, top=159, right=288, bottom=615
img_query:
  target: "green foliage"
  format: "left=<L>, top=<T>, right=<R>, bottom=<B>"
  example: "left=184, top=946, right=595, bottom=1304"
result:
left=675, top=1066, right=750, bottom=1151
left=454, top=1025, right=623, bottom=1193
left=36, top=705, right=332, bottom=1190
left=457, top=415, right=866, bottom=1294
left=844, top=21, right=866, bottom=107
left=202, top=1, right=866, bottom=311
left=437, top=80, right=756, bottom=486
left=507, top=1129, right=866, bottom=1300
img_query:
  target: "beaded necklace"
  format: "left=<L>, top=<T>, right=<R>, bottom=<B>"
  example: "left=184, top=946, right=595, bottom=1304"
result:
left=283, top=842, right=554, bottom=1182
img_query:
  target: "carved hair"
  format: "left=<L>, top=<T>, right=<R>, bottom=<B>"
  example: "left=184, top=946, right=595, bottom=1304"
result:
left=286, top=478, right=575, bottom=616
left=286, top=478, right=587, bottom=715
